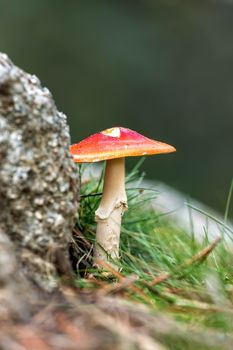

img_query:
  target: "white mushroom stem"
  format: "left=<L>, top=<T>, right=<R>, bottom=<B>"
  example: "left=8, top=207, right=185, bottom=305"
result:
left=94, top=157, right=128, bottom=266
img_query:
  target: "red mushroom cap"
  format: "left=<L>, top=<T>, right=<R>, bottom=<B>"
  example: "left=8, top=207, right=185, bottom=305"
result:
left=70, top=127, right=176, bottom=163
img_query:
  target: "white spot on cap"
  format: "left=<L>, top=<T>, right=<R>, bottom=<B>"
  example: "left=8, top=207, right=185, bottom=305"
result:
left=102, top=127, right=121, bottom=138
left=73, top=155, right=80, bottom=159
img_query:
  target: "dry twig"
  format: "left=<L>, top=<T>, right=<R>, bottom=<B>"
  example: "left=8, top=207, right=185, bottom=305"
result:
left=150, top=236, right=221, bottom=286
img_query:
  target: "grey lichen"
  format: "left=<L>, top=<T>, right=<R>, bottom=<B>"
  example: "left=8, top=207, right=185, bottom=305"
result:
left=0, top=53, right=78, bottom=289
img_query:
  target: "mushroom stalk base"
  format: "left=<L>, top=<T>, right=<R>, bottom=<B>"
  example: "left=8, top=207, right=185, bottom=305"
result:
left=94, top=158, right=127, bottom=267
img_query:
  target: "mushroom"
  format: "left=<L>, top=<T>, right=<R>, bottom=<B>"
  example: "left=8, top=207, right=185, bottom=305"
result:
left=70, top=127, right=176, bottom=267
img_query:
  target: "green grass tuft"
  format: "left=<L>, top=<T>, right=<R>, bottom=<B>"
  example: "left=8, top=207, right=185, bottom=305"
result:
left=73, top=162, right=233, bottom=344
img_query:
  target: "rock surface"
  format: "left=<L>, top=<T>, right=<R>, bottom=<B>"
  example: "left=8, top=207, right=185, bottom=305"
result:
left=0, top=228, right=32, bottom=320
left=0, top=53, right=78, bottom=290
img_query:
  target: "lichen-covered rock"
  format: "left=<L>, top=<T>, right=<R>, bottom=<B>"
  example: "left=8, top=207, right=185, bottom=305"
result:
left=0, top=53, right=78, bottom=289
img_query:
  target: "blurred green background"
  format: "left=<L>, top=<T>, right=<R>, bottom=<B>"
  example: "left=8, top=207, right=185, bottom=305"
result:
left=1, top=0, right=232, bottom=215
